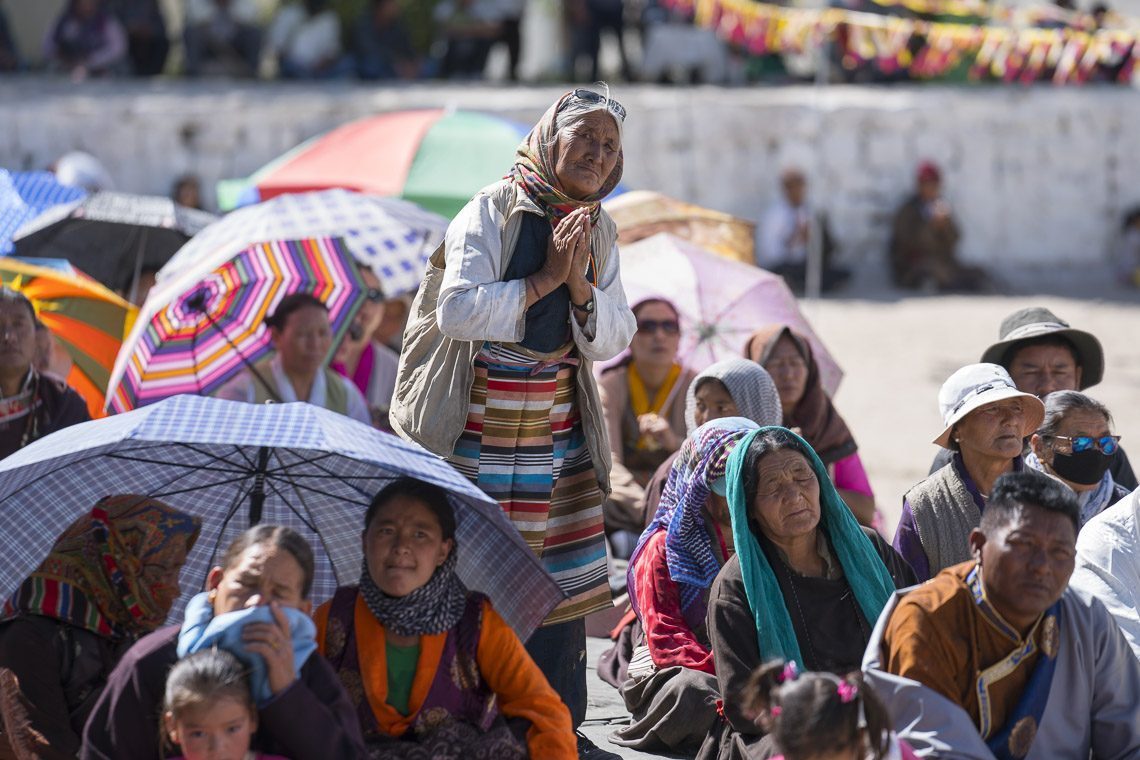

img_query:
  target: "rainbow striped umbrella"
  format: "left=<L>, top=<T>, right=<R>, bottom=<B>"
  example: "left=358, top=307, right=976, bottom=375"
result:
left=106, top=237, right=364, bottom=413
left=0, top=257, right=136, bottom=418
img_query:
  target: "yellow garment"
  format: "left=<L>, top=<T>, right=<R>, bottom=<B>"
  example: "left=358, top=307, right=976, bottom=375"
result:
left=628, top=362, right=683, bottom=450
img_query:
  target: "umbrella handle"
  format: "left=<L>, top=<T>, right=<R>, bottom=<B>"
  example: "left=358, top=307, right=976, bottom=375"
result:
left=249, top=445, right=270, bottom=526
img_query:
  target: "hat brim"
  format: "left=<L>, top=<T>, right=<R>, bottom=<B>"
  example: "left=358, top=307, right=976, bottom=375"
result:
left=933, top=387, right=1046, bottom=449
left=981, top=327, right=1104, bottom=390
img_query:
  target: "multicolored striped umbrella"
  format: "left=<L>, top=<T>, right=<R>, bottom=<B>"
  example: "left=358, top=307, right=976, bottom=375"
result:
left=216, top=109, right=533, bottom=217
left=106, top=236, right=364, bottom=413
left=161, top=190, right=448, bottom=298
left=0, top=258, right=136, bottom=418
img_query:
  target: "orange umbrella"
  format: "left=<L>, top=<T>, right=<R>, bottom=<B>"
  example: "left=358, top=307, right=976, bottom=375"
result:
left=0, top=258, right=136, bottom=418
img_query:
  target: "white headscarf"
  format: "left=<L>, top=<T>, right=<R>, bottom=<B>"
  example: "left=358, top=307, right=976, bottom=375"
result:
left=683, top=358, right=782, bottom=433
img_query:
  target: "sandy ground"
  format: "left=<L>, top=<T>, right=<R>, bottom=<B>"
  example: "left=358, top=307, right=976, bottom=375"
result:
left=583, top=277, right=1140, bottom=758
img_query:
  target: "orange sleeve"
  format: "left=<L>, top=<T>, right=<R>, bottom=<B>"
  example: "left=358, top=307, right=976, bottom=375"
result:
left=313, top=600, right=331, bottom=652
left=475, top=601, right=576, bottom=759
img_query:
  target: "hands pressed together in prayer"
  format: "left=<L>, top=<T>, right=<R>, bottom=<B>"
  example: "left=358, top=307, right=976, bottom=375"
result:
left=525, top=207, right=595, bottom=325
left=243, top=601, right=298, bottom=696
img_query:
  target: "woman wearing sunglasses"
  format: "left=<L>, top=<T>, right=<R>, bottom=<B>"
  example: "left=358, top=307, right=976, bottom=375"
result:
left=1028, top=390, right=1128, bottom=527
left=599, top=297, right=697, bottom=557
left=391, top=86, right=634, bottom=760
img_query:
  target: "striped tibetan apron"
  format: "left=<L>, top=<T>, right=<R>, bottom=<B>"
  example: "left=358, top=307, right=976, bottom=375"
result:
left=449, top=342, right=609, bottom=625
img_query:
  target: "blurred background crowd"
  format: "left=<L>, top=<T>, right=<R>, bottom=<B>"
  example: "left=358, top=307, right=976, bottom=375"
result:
left=0, top=0, right=1136, bottom=86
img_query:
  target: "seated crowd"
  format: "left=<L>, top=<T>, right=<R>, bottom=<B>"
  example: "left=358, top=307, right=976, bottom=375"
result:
left=3, top=227, right=1140, bottom=759
left=3, top=278, right=1140, bottom=758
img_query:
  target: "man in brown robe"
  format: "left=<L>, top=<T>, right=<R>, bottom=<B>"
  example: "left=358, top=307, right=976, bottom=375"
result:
left=869, top=471, right=1140, bottom=759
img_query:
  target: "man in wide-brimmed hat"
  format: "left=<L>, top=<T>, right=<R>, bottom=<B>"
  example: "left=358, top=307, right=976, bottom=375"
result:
left=981, top=306, right=1104, bottom=398
left=930, top=306, right=1135, bottom=490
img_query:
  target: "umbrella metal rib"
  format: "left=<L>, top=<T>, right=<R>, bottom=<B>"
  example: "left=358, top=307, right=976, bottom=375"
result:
left=203, top=477, right=259, bottom=573
left=265, top=452, right=345, bottom=582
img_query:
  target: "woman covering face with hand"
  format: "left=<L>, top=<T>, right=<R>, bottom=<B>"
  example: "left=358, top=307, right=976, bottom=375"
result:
left=81, top=526, right=365, bottom=760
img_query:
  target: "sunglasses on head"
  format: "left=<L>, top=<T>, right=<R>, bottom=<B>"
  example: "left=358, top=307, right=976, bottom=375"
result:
left=571, top=89, right=627, bottom=123
left=637, top=319, right=680, bottom=336
left=1046, top=434, right=1121, bottom=455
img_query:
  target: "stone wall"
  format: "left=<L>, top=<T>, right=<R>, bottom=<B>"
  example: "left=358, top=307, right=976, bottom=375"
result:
left=3, top=78, right=1138, bottom=271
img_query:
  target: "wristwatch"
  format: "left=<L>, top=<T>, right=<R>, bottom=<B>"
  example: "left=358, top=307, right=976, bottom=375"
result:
left=571, top=297, right=595, bottom=314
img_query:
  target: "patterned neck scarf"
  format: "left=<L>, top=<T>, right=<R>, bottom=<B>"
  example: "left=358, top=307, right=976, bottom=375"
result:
left=506, top=92, right=624, bottom=228
left=358, top=549, right=469, bottom=637
left=2, top=495, right=201, bottom=639
left=628, top=418, right=759, bottom=623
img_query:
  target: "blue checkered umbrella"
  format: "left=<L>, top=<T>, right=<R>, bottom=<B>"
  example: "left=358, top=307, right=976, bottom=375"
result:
left=159, top=190, right=447, bottom=298
left=0, top=395, right=565, bottom=638
left=0, top=170, right=87, bottom=254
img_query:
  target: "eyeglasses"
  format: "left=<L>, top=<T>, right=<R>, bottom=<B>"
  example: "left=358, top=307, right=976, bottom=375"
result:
left=1045, top=434, right=1121, bottom=455
left=571, top=89, right=627, bottom=123
left=365, top=288, right=385, bottom=304
left=637, top=319, right=680, bottom=336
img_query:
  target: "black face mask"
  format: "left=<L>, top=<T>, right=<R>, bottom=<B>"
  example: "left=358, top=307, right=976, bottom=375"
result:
left=1050, top=449, right=1113, bottom=486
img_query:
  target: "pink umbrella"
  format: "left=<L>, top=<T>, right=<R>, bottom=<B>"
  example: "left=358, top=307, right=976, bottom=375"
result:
left=617, top=233, right=843, bottom=394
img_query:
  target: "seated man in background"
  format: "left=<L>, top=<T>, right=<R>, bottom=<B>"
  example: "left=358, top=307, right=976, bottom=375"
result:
left=889, top=161, right=989, bottom=293
left=264, top=0, right=344, bottom=78
left=757, top=167, right=849, bottom=293
left=865, top=471, right=1140, bottom=758
left=183, top=0, right=262, bottom=77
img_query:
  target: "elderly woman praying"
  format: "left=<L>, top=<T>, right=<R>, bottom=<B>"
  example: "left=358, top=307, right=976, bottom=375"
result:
left=391, top=87, right=635, bottom=759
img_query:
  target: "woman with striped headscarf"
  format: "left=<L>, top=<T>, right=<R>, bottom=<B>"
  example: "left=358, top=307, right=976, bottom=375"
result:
left=610, top=417, right=760, bottom=753
left=0, top=495, right=200, bottom=757
left=391, top=86, right=635, bottom=759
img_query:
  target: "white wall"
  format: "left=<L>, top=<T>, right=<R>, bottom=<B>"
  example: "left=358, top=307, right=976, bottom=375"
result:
left=2, top=79, right=1137, bottom=272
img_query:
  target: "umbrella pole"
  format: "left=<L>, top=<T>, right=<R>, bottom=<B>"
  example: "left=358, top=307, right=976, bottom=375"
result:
left=190, top=294, right=283, bottom=403
left=249, top=445, right=270, bottom=526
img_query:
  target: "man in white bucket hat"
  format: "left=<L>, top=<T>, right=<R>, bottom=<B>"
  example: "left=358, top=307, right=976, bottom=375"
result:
left=896, top=363, right=1046, bottom=582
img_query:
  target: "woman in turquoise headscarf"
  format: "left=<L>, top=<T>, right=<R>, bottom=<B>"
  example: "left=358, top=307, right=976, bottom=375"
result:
left=696, top=427, right=916, bottom=760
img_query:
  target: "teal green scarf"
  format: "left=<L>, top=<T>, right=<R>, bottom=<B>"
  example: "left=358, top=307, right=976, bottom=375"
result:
left=725, top=427, right=896, bottom=669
